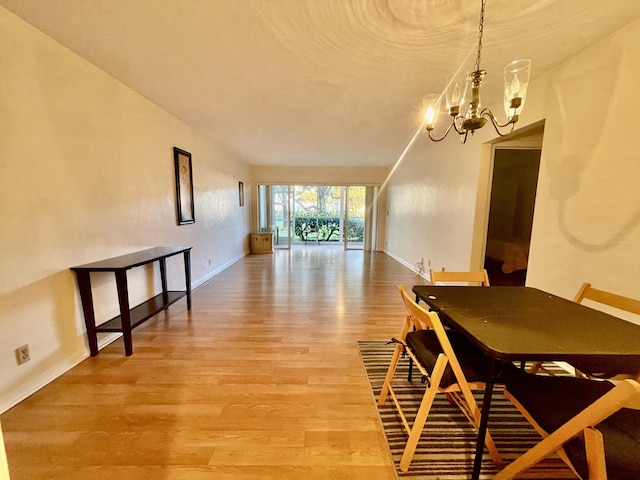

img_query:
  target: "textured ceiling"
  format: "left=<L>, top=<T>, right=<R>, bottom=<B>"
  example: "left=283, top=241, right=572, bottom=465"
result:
left=2, top=0, right=640, bottom=166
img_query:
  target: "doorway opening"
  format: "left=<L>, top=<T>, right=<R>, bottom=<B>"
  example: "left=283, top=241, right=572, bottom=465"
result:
left=257, top=184, right=377, bottom=251
left=484, top=147, right=542, bottom=286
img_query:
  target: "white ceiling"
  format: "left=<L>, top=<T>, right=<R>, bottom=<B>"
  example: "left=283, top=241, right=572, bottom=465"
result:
left=3, top=0, right=640, bottom=167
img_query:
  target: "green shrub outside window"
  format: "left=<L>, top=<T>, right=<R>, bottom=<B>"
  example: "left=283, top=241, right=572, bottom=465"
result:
left=293, top=215, right=364, bottom=242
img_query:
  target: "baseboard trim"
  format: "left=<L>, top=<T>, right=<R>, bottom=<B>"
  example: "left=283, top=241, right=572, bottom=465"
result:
left=383, top=249, right=430, bottom=281
left=192, top=251, right=247, bottom=289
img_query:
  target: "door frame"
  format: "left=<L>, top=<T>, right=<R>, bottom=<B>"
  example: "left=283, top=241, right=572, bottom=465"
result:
left=470, top=121, right=545, bottom=274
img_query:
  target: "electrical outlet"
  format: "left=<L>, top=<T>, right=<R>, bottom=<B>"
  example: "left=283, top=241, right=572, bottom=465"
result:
left=16, top=344, right=30, bottom=365
left=416, top=258, right=425, bottom=275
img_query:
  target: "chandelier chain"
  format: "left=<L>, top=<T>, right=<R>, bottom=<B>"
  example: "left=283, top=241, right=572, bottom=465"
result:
left=475, top=0, right=486, bottom=72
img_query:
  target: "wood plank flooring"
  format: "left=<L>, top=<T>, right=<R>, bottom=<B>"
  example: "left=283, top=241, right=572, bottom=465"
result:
left=1, top=249, right=427, bottom=479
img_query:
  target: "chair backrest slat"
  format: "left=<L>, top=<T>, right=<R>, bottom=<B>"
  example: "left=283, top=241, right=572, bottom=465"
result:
left=430, top=268, right=490, bottom=286
left=575, top=282, right=640, bottom=316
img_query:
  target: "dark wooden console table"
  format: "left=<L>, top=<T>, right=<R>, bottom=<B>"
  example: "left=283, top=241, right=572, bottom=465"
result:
left=71, top=246, right=192, bottom=356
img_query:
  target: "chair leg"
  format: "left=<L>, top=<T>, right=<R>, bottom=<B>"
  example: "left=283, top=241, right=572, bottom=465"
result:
left=584, top=427, right=607, bottom=480
left=483, top=426, right=502, bottom=468
left=380, top=317, right=412, bottom=404
left=407, top=323, right=417, bottom=381
left=529, top=361, right=543, bottom=373
left=503, top=388, right=578, bottom=475
left=494, top=417, right=602, bottom=480
left=529, top=361, right=557, bottom=375
left=378, top=343, right=404, bottom=406
left=446, top=388, right=503, bottom=469
left=399, top=355, right=448, bottom=472
left=458, top=379, right=497, bottom=465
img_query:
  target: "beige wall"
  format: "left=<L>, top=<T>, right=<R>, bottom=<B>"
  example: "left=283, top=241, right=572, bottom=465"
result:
left=525, top=18, right=640, bottom=309
left=384, top=17, right=640, bottom=322
left=0, top=8, right=251, bottom=412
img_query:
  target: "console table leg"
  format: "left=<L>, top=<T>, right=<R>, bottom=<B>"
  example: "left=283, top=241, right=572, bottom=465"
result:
left=115, top=270, right=133, bottom=356
left=159, top=258, right=168, bottom=305
left=75, top=271, right=99, bottom=356
left=184, top=250, right=192, bottom=310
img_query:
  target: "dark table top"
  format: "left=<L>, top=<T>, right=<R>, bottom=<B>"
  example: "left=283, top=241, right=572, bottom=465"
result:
left=412, top=285, right=640, bottom=373
left=71, top=246, right=191, bottom=272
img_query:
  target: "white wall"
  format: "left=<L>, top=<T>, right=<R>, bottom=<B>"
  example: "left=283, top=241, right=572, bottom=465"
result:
left=385, top=17, right=640, bottom=321
left=384, top=133, right=482, bottom=272
left=0, top=7, right=252, bottom=412
left=525, top=20, right=640, bottom=306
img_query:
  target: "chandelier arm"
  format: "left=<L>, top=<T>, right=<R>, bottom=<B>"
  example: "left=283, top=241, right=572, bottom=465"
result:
left=451, top=116, right=466, bottom=135
left=427, top=121, right=455, bottom=142
left=481, top=109, right=517, bottom=136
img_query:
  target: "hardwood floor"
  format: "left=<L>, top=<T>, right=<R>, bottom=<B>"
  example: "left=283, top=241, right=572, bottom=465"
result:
left=1, top=250, right=426, bottom=479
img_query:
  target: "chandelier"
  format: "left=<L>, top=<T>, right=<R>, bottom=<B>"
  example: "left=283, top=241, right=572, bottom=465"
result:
left=423, top=0, right=531, bottom=143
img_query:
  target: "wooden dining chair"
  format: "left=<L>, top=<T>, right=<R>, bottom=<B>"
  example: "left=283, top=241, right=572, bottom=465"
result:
left=406, top=268, right=490, bottom=380
left=498, top=371, right=640, bottom=479
left=530, top=283, right=640, bottom=378
left=429, top=268, right=490, bottom=286
left=378, top=284, right=503, bottom=472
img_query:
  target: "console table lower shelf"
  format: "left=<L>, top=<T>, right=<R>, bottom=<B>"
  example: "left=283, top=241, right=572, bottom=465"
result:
left=71, top=246, right=192, bottom=356
left=95, top=291, right=186, bottom=333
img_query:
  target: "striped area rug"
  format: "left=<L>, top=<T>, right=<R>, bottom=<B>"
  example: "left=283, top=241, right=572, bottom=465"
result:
left=357, top=341, right=577, bottom=480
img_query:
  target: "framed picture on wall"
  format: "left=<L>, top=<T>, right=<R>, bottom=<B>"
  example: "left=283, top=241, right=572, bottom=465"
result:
left=174, top=147, right=195, bottom=225
left=239, top=181, right=245, bottom=207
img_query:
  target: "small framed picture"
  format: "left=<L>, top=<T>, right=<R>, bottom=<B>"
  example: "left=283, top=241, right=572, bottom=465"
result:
left=174, top=147, right=195, bottom=225
left=239, top=181, right=245, bottom=207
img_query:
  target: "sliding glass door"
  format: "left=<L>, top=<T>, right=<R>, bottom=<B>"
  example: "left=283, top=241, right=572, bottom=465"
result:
left=344, top=186, right=365, bottom=250
left=276, top=185, right=293, bottom=249
left=257, top=184, right=374, bottom=250
left=257, top=185, right=291, bottom=249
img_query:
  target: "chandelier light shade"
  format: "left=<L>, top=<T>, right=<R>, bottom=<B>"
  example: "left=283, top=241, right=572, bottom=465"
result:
left=423, top=94, right=441, bottom=131
left=424, top=0, right=531, bottom=143
left=503, top=59, right=531, bottom=119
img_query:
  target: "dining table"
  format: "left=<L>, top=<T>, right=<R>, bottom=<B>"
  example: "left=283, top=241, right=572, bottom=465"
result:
left=412, top=285, right=640, bottom=480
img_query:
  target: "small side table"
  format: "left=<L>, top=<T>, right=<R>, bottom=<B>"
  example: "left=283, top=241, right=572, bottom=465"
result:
left=251, top=233, right=273, bottom=254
